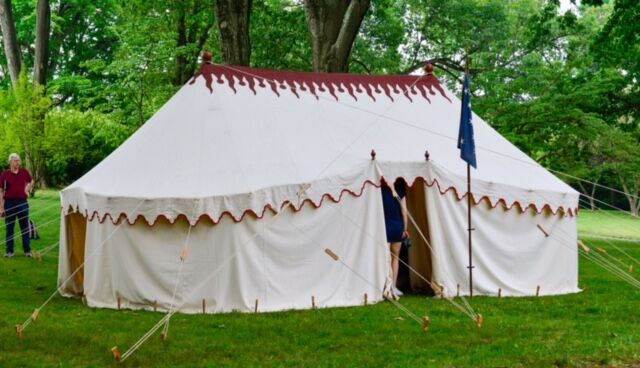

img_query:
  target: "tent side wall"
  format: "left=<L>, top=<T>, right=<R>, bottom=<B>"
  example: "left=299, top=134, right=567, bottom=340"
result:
left=425, top=185, right=579, bottom=297
left=59, top=185, right=391, bottom=313
left=58, top=211, right=87, bottom=296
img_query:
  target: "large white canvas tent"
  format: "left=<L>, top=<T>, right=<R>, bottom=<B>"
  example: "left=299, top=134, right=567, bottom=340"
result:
left=58, top=59, right=580, bottom=314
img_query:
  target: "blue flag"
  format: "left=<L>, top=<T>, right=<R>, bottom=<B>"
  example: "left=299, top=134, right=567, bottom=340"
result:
left=458, top=74, right=477, bottom=168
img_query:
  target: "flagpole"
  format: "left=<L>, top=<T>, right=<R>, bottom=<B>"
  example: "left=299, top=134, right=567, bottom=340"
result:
left=467, top=161, right=474, bottom=297
left=464, top=55, right=474, bottom=298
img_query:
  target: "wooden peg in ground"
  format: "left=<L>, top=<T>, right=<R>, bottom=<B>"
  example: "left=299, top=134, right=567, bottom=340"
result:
left=15, top=324, right=23, bottom=339
left=111, top=346, right=122, bottom=362
left=422, top=316, right=430, bottom=333
left=31, top=308, right=40, bottom=321
left=475, top=314, right=484, bottom=328
left=577, top=240, right=590, bottom=253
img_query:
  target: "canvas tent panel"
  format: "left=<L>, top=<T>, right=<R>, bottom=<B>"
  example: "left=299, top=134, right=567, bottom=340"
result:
left=426, top=186, right=579, bottom=297
left=71, top=185, right=390, bottom=313
left=61, top=66, right=579, bottom=226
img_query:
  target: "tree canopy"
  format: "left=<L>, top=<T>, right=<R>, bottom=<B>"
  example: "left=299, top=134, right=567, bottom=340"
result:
left=0, top=0, right=637, bottom=212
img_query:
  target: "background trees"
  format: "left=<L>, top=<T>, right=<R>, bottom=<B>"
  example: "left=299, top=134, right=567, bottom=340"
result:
left=0, top=0, right=636, bottom=212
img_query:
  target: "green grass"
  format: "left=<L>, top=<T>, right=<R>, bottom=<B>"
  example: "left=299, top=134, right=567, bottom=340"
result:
left=1, top=191, right=639, bottom=367
left=578, top=210, right=640, bottom=240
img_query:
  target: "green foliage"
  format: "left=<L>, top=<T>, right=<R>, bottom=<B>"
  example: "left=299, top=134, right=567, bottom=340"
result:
left=251, top=0, right=312, bottom=71
left=0, top=0, right=636, bottom=205
left=43, top=109, right=133, bottom=185
left=0, top=72, right=51, bottom=180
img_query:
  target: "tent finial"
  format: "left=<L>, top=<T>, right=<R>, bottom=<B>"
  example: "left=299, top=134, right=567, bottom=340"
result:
left=203, top=51, right=213, bottom=64
left=424, top=63, right=434, bottom=75
left=370, top=149, right=376, bottom=160
left=425, top=150, right=430, bottom=161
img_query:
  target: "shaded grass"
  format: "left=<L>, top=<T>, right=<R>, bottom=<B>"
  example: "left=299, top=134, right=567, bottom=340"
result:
left=0, top=191, right=639, bottom=367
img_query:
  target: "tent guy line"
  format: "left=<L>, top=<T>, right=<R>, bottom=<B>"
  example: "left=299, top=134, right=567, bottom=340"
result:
left=226, top=63, right=637, bottom=208
left=324, top=183, right=478, bottom=319
left=221, top=64, right=427, bottom=190
left=162, top=197, right=203, bottom=339
left=220, top=63, right=630, bottom=203
left=284, top=209, right=424, bottom=325
left=17, top=199, right=147, bottom=336
left=525, top=187, right=640, bottom=290
left=118, top=252, right=240, bottom=362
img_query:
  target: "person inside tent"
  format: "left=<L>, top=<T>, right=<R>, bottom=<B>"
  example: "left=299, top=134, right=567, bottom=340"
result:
left=0, top=153, right=34, bottom=258
left=380, top=177, right=409, bottom=300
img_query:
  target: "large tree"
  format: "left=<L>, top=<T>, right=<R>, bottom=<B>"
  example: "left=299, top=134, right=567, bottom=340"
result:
left=214, top=0, right=252, bottom=66
left=0, top=0, right=21, bottom=86
left=174, top=0, right=215, bottom=85
left=33, top=0, right=50, bottom=86
left=303, top=0, right=370, bottom=72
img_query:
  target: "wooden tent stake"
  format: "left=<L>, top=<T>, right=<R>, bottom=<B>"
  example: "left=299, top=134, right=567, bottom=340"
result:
left=254, top=299, right=259, bottom=313
left=161, top=331, right=168, bottom=341
left=153, top=300, right=157, bottom=312
left=630, top=265, right=634, bottom=273
left=456, top=284, right=460, bottom=297
left=536, top=224, right=549, bottom=237
left=111, top=346, right=122, bottom=362
left=34, top=251, right=42, bottom=261
left=536, top=285, right=541, bottom=297
left=364, top=293, right=368, bottom=305
left=596, top=247, right=607, bottom=254
left=577, top=240, right=590, bottom=253
left=117, top=297, right=121, bottom=310
left=15, top=324, right=23, bottom=339
left=422, top=316, right=430, bottom=333
left=312, top=296, right=316, bottom=309
left=31, top=308, right=40, bottom=322
left=498, top=288, right=502, bottom=298
left=324, top=248, right=339, bottom=261
left=82, top=296, right=87, bottom=306
left=202, top=299, right=206, bottom=314
left=475, top=314, right=484, bottom=328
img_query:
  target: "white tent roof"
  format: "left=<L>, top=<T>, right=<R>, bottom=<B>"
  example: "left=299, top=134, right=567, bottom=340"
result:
left=62, top=63, right=579, bottom=224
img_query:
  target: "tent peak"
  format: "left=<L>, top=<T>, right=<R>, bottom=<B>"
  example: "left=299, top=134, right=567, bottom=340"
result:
left=202, top=50, right=213, bottom=64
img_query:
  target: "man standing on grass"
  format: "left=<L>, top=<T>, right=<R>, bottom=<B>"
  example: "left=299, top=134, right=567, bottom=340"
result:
left=0, top=153, right=34, bottom=258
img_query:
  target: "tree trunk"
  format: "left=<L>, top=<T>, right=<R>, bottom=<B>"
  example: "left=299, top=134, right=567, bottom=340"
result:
left=303, top=0, right=370, bottom=73
left=174, top=9, right=188, bottom=85
left=173, top=2, right=214, bottom=86
left=0, top=0, right=22, bottom=86
left=34, top=0, right=51, bottom=86
left=620, top=177, right=640, bottom=217
left=214, top=0, right=252, bottom=66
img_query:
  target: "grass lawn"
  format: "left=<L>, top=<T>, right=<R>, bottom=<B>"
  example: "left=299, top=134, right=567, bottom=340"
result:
left=578, top=210, right=640, bottom=240
left=1, top=190, right=639, bottom=367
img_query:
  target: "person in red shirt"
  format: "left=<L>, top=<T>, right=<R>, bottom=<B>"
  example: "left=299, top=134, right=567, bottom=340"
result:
left=0, top=153, right=34, bottom=257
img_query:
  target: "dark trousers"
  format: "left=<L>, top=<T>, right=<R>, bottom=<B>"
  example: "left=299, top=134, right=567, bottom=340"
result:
left=5, top=199, right=30, bottom=254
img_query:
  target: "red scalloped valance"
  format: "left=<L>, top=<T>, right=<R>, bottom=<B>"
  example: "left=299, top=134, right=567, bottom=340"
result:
left=189, top=63, right=452, bottom=103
